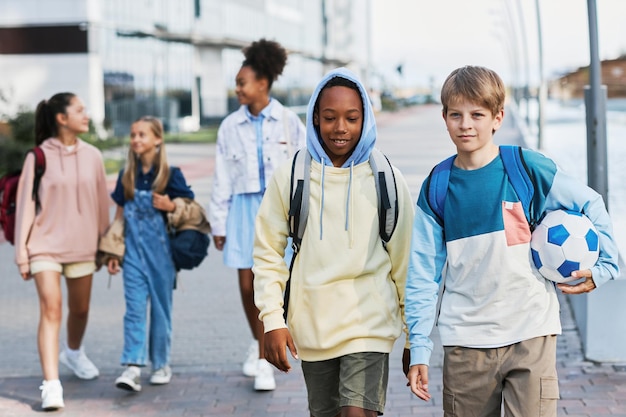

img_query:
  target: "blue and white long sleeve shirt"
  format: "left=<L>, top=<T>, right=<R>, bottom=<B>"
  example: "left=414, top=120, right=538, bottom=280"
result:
left=406, top=148, right=620, bottom=366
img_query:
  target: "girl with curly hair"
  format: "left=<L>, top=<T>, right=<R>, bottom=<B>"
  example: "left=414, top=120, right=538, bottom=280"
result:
left=209, top=39, right=305, bottom=391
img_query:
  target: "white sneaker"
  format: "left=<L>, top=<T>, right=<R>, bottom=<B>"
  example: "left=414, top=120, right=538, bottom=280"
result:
left=115, top=366, right=142, bottom=392
left=59, top=346, right=100, bottom=380
left=150, top=365, right=172, bottom=385
left=242, top=340, right=259, bottom=377
left=254, top=359, right=276, bottom=391
left=40, top=380, right=64, bottom=411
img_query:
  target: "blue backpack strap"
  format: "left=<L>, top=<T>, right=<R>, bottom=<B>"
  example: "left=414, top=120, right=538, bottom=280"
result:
left=426, top=154, right=455, bottom=226
left=499, top=145, right=536, bottom=226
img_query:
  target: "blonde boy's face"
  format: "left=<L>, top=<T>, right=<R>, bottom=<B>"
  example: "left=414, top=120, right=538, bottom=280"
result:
left=443, top=98, right=503, bottom=155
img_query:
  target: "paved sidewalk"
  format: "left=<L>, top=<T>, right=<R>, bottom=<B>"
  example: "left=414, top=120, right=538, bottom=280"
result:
left=1, top=105, right=625, bottom=416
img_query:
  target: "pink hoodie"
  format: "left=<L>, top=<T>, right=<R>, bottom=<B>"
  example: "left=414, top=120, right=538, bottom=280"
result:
left=14, top=138, right=110, bottom=274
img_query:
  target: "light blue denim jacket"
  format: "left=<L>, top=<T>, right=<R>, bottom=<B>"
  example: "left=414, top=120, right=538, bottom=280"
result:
left=209, top=99, right=305, bottom=235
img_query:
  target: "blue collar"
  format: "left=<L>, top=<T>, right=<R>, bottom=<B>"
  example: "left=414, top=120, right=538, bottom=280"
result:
left=245, top=98, right=273, bottom=121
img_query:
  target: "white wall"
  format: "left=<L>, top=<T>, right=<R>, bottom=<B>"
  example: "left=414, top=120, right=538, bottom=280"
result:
left=196, top=46, right=227, bottom=118
left=0, top=54, right=104, bottom=127
left=0, top=0, right=92, bottom=24
left=569, top=278, right=626, bottom=362
left=0, top=0, right=104, bottom=126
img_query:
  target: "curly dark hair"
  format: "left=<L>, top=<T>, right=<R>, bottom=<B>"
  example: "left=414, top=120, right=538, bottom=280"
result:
left=241, top=38, right=288, bottom=90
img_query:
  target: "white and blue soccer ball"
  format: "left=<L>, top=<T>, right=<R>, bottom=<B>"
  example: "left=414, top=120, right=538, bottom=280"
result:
left=530, top=210, right=600, bottom=283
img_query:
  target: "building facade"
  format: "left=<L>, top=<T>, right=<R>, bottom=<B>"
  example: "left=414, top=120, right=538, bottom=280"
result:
left=0, top=0, right=370, bottom=136
left=549, top=56, right=626, bottom=100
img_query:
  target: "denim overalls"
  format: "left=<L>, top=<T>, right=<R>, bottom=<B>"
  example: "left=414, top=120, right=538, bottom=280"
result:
left=120, top=189, right=175, bottom=370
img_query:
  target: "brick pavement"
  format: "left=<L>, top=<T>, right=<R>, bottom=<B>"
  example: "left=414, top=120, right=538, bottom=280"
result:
left=1, top=105, right=625, bottom=416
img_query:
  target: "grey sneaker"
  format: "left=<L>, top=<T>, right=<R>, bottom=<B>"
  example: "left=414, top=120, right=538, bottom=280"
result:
left=150, top=365, right=172, bottom=385
left=59, top=346, right=99, bottom=380
left=115, top=366, right=142, bottom=392
left=40, top=380, right=64, bottom=411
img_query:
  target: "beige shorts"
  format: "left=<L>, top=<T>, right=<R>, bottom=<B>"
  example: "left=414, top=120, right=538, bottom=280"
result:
left=442, top=335, right=559, bottom=416
left=30, top=260, right=97, bottom=279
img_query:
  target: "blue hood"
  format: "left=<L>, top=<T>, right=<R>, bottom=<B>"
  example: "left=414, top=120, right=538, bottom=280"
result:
left=306, top=67, right=377, bottom=167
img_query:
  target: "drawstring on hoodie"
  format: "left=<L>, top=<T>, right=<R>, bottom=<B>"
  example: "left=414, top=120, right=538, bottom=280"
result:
left=57, top=145, right=65, bottom=177
left=319, top=159, right=326, bottom=240
left=345, top=164, right=352, bottom=232
left=318, top=159, right=355, bottom=249
left=347, top=162, right=354, bottom=248
left=57, top=141, right=82, bottom=214
left=74, top=149, right=81, bottom=214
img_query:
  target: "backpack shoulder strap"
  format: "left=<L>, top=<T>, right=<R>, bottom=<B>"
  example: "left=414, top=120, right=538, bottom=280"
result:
left=369, top=148, right=398, bottom=243
left=425, top=154, right=455, bottom=225
left=288, top=148, right=311, bottom=253
left=29, top=147, right=46, bottom=213
left=499, top=145, right=536, bottom=226
left=284, top=147, right=311, bottom=322
left=425, top=147, right=537, bottom=228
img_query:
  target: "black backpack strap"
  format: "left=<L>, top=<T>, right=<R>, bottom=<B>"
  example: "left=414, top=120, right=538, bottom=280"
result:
left=282, top=248, right=297, bottom=322
left=369, top=148, right=398, bottom=244
left=288, top=148, right=310, bottom=253
left=284, top=148, right=310, bottom=322
left=30, top=147, right=46, bottom=213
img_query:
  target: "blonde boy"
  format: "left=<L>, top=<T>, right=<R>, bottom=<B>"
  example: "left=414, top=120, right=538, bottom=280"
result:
left=405, top=66, right=619, bottom=415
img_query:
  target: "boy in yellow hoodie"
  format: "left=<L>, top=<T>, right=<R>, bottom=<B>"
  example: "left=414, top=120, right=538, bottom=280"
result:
left=253, top=68, right=415, bottom=417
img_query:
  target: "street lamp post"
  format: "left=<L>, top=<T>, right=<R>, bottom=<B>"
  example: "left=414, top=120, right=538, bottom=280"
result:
left=535, top=0, right=545, bottom=150
left=566, top=0, right=626, bottom=366
left=585, top=0, right=608, bottom=205
left=490, top=5, right=520, bottom=109
left=514, top=0, right=531, bottom=127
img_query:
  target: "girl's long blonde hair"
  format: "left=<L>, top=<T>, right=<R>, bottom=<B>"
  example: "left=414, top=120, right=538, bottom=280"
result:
left=122, top=116, right=170, bottom=200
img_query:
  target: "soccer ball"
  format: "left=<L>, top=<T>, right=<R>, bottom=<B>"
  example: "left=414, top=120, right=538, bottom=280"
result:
left=530, top=210, right=600, bottom=283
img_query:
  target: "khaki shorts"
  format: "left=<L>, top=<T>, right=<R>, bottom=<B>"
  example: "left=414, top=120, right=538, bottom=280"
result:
left=301, top=352, right=389, bottom=417
left=442, top=335, right=559, bottom=417
left=30, top=260, right=97, bottom=279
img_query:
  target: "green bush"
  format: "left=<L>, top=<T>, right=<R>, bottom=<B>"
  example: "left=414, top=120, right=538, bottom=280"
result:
left=9, top=107, right=36, bottom=145
left=381, top=95, right=399, bottom=112
left=0, top=140, right=30, bottom=175
left=0, top=108, right=219, bottom=175
left=0, top=108, right=36, bottom=175
left=165, top=127, right=217, bottom=143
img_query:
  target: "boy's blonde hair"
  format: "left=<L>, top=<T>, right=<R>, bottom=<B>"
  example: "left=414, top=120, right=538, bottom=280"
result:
left=440, top=66, right=505, bottom=116
left=122, top=116, right=170, bottom=200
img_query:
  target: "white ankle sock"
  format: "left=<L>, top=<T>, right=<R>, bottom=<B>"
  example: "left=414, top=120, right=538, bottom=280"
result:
left=43, top=379, right=61, bottom=386
left=65, top=346, right=81, bottom=360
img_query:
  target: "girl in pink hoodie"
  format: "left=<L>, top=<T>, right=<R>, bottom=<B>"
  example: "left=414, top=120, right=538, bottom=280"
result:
left=14, top=92, right=110, bottom=411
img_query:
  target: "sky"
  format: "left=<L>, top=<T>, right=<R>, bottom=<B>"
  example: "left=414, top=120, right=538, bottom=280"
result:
left=370, top=0, right=626, bottom=90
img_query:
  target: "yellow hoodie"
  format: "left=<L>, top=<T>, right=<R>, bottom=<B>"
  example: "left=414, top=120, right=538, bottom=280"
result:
left=253, top=157, right=414, bottom=361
